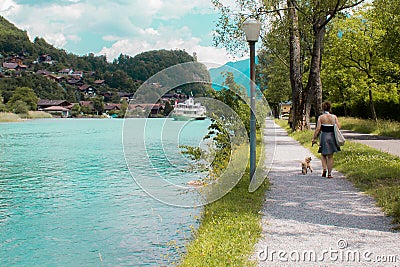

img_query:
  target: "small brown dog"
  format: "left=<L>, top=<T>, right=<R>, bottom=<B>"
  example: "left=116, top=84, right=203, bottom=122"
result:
left=301, top=157, right=313, bottom=174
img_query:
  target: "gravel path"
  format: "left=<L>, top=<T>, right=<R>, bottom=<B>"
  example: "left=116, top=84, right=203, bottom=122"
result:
left=253, top=121, right=400, bottom=266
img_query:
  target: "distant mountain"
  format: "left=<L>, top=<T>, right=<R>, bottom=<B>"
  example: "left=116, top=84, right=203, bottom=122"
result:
left=209, top=57, right=258, bottom=90
left=0, top=16, right=35, bottom=54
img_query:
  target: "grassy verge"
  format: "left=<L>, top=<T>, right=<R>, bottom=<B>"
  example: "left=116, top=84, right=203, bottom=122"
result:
left=276, top=119, right=400, bottom=229
left=340, top=117, right=400, bottom=138
left=178, top=134, right=269, bottom=266
left=0, top=111, right=53, bottom=122
left=0, top=112, right=22, bottom=122
left=27, top=111, right=53, bottom=119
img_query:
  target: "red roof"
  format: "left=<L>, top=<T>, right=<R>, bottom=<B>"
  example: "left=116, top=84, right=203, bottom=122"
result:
left=78, top=84, right=92, bottom=91
left=44, top=106, right=69, bottom=111
left=2, top=62, right=18, bottom=69
left=38, top=100, right=71, bottom=106
left=104, top=103, right=121, bottom=110
left=129, top=104, right=163, bottom=110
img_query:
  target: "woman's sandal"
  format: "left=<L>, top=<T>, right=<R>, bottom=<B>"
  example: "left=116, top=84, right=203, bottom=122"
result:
left=327, top=173, right=333, bottom=178
left=322, top=170, right=327, bottom=177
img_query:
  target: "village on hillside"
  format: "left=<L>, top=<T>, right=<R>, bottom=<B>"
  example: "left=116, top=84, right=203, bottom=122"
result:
left=0, top=52, right=189, bottom=118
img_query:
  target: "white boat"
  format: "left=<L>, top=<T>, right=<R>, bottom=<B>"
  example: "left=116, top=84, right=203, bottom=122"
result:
left=172, top=97, right=207, bottom=121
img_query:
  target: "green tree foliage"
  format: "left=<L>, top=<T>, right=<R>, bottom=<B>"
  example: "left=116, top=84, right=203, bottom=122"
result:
left=0, top=16, right=34, bottom=54
left=80, top=105, right=92, bottom=115
left=0, top=102, right=6, bottom=112
left=372, top=0, right=400, bottom=83
left=11, top=100, right=29, bottom=114
left=6, top=87, right=38, bottom=111
left=114, top=50, right=196, bottom=82
left=103, top=70, right=136, bottom=92
left=118, top=99, right=128, bottom=118
left=163, top=100, right=174, bottom=116
left=257, top=43, right=291, bottom=117
left=322, top=4, right=400, bottom=120
left=70, top=104, right=81, bottom=117
left=212, top=0, right=366, bottom=128
left=92, top=96, right=104, bottom=115
left=203, top=72, right=250, bottom=172
left=0, top=74, right=66, bottom=101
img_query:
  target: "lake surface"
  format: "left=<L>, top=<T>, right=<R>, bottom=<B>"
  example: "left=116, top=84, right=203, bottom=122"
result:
left=0, top=118, right=210, bottom=266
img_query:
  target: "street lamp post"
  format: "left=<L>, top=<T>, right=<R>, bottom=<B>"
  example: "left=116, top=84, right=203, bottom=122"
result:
left=243, top=18, right=262, bottom=181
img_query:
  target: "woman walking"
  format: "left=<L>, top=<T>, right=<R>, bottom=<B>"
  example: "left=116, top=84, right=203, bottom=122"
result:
left=312, top=101, right=341, bottom=178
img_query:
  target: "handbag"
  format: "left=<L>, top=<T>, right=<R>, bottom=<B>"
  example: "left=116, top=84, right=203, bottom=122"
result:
left=332, top=115, right=345, bottom=146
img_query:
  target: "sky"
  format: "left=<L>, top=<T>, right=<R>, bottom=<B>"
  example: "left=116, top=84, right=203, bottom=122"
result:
left=0, top=0, right=243, bottom=66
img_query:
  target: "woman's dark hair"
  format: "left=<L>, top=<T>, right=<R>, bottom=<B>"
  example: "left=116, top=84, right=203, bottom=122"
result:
left=322, top=101, right=331, bottom=112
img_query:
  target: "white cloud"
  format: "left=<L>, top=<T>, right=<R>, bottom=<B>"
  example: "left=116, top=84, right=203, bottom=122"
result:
left=43, top=32, right=68, bottom=48
left=97, top=25, right=234, bottom=66
left=153, top=0, right=214, bottom=19
left=102, top=35, right=123, bottom=42
left=0, top=0, right=19, bottom=14
left=0, top=0, right=235, bottom=66
left=138, top=28, right=160, bottom=36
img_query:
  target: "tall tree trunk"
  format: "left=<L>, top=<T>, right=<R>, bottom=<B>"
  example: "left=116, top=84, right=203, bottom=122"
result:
left=288, top=0, right=304, bottom=131
left=304, top=21, right=325, bottom=128
left=369, top=89, right=378, bottom=121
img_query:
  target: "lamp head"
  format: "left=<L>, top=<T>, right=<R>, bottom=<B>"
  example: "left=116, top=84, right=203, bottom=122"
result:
left=243, top=18, right=262, bottom=42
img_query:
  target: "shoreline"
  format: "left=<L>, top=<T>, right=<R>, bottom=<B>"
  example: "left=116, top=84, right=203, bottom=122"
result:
left=0, top=114, right=209, bottom=123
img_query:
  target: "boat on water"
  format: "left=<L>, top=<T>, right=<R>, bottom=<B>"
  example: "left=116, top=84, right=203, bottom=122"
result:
left=172, top=97, right=207, bottom=121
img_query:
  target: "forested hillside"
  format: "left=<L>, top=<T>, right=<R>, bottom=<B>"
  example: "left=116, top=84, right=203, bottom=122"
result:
left=0, top=16, right=200, bottom=104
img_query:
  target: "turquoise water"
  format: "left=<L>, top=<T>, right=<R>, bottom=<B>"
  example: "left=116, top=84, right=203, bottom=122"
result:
left=0, top=118, right=210, bottom=266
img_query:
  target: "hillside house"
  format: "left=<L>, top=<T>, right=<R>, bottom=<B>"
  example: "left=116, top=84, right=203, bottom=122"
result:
left=36, top=70, right=51, bottom=76
left=129, top=103, right=164, bottom=116
left=8, top=55, right=24, bottom=64
left=38, top=100, right=72, bottom=110
left=94, top=80, right=105, bottom=86
left=47, top=74, right=65, bottom=83
left=59, top=68, right=73, bottom=75
left=38, top=54, right=54, bottom=64
left=2, top=61, right=27, bottom=69
left=71, top=71, right=83, bottom=78
left=66, top=77, right=84, bottom=86
left=104, top=103, right=121, bottom=113
left=43, top=106, right=70, bottom=117
left=36, top=70, right=65, bottom=82
left=78, top=84, right=96, bottom=96
left=118, top=92, right=134, bottom=101
left=2, top=62, right=19, bottom=70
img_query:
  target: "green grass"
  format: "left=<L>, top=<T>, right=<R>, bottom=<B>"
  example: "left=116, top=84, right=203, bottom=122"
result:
left=27, top=111, right=53, bottom=119
left=179, top=176, right=269, bottom=266
left=178, top=134, right=269, bottom=267
left=0, top=112, right=22, bottom=122
left=0, top=111, right=52, bottom=122
left=340, top=117, right=400, bottom=138
left=276, top=119, right=400, bottom=228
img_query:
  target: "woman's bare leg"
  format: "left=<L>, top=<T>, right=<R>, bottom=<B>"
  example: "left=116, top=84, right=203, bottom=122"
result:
left=327, top=154, right=334, bottom=176
left=321, top=155, right=327, bottom=176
